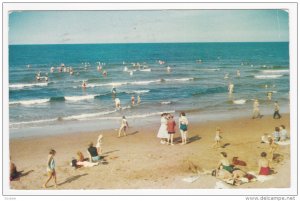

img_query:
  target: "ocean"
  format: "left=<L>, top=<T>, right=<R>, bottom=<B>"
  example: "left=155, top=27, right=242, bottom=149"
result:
left=8, top=42, right=290, bottom=138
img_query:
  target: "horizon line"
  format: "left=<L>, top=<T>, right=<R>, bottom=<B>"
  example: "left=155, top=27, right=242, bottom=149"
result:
left=9, top=41, right=289, bottom=46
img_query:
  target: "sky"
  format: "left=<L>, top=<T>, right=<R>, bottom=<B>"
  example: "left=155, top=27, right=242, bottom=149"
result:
left=9, top=10, right=289, bottom=44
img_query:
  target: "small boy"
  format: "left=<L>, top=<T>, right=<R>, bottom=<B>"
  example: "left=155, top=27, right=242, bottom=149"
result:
left=279, top=125, right=288, bottom=141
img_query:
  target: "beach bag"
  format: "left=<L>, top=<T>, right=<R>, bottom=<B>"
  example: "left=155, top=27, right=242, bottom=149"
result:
left=180, top=124, right=188, bottom=131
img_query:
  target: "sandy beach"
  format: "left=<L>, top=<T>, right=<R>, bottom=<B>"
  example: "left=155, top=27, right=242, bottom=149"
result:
left=9, top=113, right=290, bottom=190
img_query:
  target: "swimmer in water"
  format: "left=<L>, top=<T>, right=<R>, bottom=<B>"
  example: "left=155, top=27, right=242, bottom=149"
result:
left=137, top=95, right=141, bottom=104
left=267, top=92, right=273, bottom=101
left=115, top=98, right=121, bottom=109
left=82, top=81, right=87, bottom=89
left=224, top=73, right=229, bottom=79
left=236, top=70, right=240, bottom=77
left=103, top=70, right=107, bottom=77
left=228, top=82, right=234, bottom=94
left=167, top=66, right=171, bottom=73
left=131, top=95, right=135, bottom=106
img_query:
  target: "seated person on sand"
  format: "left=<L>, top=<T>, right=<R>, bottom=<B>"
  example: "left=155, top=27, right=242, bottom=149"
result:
left=76, top=151, right=99, bottom=167
left=217, top=152, right=234, bottom=173
left=87, top=143, right=101, bottom=162
left=10, top=160, right=20, bottom=181
left=272, top=127, right=280, bottom=142
left=279, top=125, right=288, bottom=141
left=258, top=152, right=271, bottom=175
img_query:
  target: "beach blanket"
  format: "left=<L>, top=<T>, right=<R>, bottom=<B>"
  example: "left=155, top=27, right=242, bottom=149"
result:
left=276, top=140, right=290, bottom=146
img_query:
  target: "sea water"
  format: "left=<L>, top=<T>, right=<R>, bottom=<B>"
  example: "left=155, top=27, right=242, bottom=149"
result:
left=8, top=42, right=290, bottom=138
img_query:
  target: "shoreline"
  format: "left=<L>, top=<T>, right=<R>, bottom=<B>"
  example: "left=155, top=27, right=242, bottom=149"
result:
left=9, top=113, right=290, bottom=190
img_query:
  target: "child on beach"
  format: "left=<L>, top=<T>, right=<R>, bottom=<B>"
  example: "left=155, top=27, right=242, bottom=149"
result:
left=213, top=127, right=222, bottom=148
left=96, top=134, right=103, bottom=154
left=273, top=127, right=280, bottom=142
left=279, top=125, right=288, bottom=141
left=179, top=112, right=188, bottom=145
left=118, top=116, right=129, bottom=137
left=258, top=152, right=271, bottom=175
left=167, top=114, right=176, bottom=145
left=43, top=149, right=57, bottom=188
left=268, top=138, right=278, bottom=160
left=273, top=101, right=281, bottom=119
left=115, top=98, right=121, bottom=110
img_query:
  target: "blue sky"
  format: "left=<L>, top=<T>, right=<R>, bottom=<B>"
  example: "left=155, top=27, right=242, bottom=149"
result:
left=9, top=10, right=289, bottom=44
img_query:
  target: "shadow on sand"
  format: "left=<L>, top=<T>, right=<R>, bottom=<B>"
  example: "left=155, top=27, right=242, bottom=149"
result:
left=58, top=173, right=88, bottom=186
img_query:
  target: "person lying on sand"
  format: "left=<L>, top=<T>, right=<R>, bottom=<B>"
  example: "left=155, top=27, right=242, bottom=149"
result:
left=75, top=151, right=99, bottom=168
left=87, top=143, right=101, bottom=162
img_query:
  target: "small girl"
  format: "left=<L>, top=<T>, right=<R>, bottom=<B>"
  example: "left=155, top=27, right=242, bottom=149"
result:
left=213, top=127, right=222, bottom=148
left=43, top=149, right=57, bottom=188
left=96, top=134, right=103, bottom=154
left=273, top=127, right=280, bottom=142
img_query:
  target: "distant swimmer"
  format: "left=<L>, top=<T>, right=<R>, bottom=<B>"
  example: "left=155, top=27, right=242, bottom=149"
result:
left=27, top=64, right=31, bottom=68
left=115, top=98, right=121, bottom=109
left=236, top=70, right=240, bottom=77
left=131, top=95, right=135, bottom=106
left=50, top=67, right=55, bottom=73
left=267, top=92, right=273, bottom=101
left=112, top=86, right=117, bottom=95
left=103, top=70, right=107, bottom=77
left=97, top=65, right=102, bottom=71
left=45, top=73, right=49, bottom=82
left=82, top=81, right=87, bottom=89
left=123, top=66, right=128, bottom=72
left=63, top=67, right=67, bottom=72
left=228, top=82, right=234, bottom=94
left=158, top=60, right=165, bottom=65
left=129, top=71, right=133, bottom=76
left=196, top=59, right=202, bottom=63
left=58, top=67, right=62, bottom=72
left=224, top=73, right=229, bottom=79
left=137, top=95, right=141, bottom=104
left=167, top=66, right=171, bottom=73
left=61, top=63, right=65, bottom=67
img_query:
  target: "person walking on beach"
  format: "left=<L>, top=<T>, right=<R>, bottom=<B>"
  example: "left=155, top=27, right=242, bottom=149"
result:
left=167, top=114, right=176, bottom=145
left=258, top=152, right=271, bottom=175
left=118, top=116, right=129, bottom=137
left=252, top=99, right=261, bottom=119
left=179, top=112, right=188, bottom=145
left=273, top=101, right=281, bottom=119
left=157, top=113, right=168, bottom=144
left=43, top=149, right=57, bottom=188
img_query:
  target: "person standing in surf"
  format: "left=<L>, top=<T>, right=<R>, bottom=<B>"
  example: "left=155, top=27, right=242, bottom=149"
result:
left=179, top=112, right=188, bottom=145
left=118, top=116, right=129, bottom=137
left=167, top=114, right=176, bottom=145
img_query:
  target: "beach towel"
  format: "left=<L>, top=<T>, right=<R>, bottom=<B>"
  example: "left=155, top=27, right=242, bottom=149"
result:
left=182, top=175, right=200, bottom=183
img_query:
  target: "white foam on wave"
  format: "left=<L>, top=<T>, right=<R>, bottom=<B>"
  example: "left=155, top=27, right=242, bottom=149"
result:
left=260, top=70, right=289, bottom=74
left=165, top=78, right=193, bottom=82
left=126, top=110, right=175, bottom=119
left=9, top=98, right=50, bottom=105
left=199, top=68, right=220, bottom=71
left=65, top=95, right=96, bottom=101
left=63, top=110, right=117, bottom=121
left=10, top=118, right=57, bottom=128
left=233, top=99, right=247, bottom=105
left=254, top=75, right=283, bottom=79
left=9, top=82, right=48, bottom=89
left=131, top=80, right=161, bottom=85
left=87, top=82, right=127, bottom=88
left=130, top=90, right=150, bottom=94
left=161, top=101, right=171, bottom=105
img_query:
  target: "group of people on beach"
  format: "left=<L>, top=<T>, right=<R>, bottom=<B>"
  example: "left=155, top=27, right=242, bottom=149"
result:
left=157, top=112, right=189, bottom=145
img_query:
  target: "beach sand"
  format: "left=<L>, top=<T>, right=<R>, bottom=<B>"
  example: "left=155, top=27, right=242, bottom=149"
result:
left=9, top=114, right=290, bottom=190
